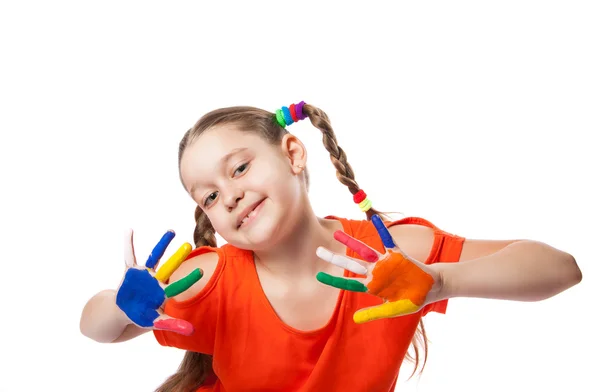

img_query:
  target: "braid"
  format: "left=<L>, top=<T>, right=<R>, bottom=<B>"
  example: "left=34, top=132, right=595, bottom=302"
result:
left=303, top=103, right=427, bottom=377
left=303, top=104, right=377, bottom=220
left=194, top=205, right=217, bottom=248
left=155, top=206, right=218, bottom=392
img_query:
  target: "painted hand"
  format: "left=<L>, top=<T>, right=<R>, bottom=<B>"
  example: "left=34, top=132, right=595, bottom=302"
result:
left=116, top=229, right=202, bottom=335
left=316, top=215, right=440, bottom=323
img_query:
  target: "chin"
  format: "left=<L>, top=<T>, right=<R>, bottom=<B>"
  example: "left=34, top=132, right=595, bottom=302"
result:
left=234, top=210, right=287, bottom=250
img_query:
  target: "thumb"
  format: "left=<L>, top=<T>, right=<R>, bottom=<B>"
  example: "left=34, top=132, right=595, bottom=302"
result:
left=353, top=299, right=421, bottom=324
left=124, top=228, right=137, bottom=268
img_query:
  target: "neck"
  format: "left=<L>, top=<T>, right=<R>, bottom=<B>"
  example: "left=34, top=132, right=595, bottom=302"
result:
left=253, top=207, right=346, bottom=279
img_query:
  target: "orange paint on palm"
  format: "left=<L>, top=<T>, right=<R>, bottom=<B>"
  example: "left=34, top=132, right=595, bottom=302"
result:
left=367, top=250, right=434, bottom=306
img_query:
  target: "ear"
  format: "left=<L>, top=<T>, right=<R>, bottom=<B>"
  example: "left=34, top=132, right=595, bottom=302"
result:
left=280, top=134, right=307, bottom=174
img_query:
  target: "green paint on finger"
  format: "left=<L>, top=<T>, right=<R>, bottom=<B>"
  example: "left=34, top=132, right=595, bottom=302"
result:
left=316, top=272, right=368, bottom=293
left=164, top=268, right=203, bottom=298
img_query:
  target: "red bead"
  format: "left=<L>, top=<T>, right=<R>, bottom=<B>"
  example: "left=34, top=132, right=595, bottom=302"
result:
left=289, top=103, right=298, bottom=122
left=353, top=190, right=367, bottom=204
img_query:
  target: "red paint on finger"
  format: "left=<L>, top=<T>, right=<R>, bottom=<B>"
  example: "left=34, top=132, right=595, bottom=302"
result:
left=334, top=231, right=379, bottom=262
left=154, top=319, right=194, bottom=336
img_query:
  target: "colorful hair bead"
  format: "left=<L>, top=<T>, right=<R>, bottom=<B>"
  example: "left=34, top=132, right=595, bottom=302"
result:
left=353, top=189, right=372, bottom=212
left=295, top=101, right=307, bottom=120
left=359, top=199, right=372, bottom=212
left=353, top=190, right=367, bottom=204
left=281, top=106, right=294, bottom=126
left=289, top=103, right=298, bottom=122
left=275, top=101, right=307, bottom=128
left=275, top=109, right=286, bottom=127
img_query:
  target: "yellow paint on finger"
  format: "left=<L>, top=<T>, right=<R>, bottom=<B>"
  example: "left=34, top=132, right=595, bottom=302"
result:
left=353, top=299, right=420, bottom=324
left=154, top=243, right=192, bottom=282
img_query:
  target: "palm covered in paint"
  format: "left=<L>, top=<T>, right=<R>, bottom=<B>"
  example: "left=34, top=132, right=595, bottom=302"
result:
left=117, top=229, right=202, bottom=335
left=316, top=216, right=441, bottom=323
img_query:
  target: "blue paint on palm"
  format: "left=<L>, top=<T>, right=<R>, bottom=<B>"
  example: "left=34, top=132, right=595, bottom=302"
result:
left=371, top=215, right=396, bottom=249
left=145, top=231, right=176, bottom=269
left=116, top=269, right=165, bottom=327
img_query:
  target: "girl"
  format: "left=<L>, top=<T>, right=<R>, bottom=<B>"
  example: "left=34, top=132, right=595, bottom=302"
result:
left=80, top=102, right=582, bottom=392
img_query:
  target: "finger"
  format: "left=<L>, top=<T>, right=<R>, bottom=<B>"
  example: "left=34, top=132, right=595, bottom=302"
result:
left=145, top=230, right=176, bottom=270
left=153, top=313, right=194, bottom=336
left=164, top=268, right=203, bottom=298
left=371, top=215, right=397, bottom=249
left=154, top=243, right=193, bottom=283
left=353, top=299, right=421, bottom=324
left=316, top=272, right=368, bottom=293
left=333, top=231, right=380, bottom=262
left=316, top=247, right=368, bottom=275
left=124, top=228, right=137, bottom=268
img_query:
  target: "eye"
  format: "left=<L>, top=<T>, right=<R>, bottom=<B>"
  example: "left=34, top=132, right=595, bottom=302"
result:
left=203, top=191, right=218, bottom=207
left=233, top=162, right=249, bottom=176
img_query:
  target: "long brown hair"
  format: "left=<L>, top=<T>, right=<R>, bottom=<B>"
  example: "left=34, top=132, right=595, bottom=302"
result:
left=156, top=104, right=428, bottom=392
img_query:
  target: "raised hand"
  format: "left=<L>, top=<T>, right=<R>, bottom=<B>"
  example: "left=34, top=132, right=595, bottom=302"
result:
left=117, top=229, right=202, bottom=335
left=316, top=215, right=440, bottom=324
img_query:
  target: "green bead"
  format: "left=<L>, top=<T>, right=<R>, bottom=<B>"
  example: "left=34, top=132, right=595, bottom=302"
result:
left=275, top=109, right=286, bottom=127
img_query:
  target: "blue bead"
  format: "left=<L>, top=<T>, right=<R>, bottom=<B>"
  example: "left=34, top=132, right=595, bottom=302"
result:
left=281, top=106, right=294, bottom=126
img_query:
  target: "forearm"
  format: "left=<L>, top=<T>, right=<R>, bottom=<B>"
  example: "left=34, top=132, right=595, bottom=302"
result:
left=80, top=289, right=132, bottom=343
left=438, top=240, right=582, bottom=302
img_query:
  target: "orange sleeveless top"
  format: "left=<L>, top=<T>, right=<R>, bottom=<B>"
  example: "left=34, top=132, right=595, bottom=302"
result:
left=154, top=216, right=465, bottom=391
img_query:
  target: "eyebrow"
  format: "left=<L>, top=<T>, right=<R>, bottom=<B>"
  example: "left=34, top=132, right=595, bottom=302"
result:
left=189, top=147, right=248, bottom=194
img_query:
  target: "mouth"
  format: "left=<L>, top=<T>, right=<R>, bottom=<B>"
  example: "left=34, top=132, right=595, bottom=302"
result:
left=237, top=198, right=267, bottom=229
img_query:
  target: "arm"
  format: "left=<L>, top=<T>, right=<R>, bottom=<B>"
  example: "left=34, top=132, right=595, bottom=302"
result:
left=317, top=219, right=582, bottom=324
left=80, top=251, right=220, bottom=343
left=389, top=225, right=582, bottom=302
left=80, top=289, right=142, bottom=343
left=437, top=239, right=582, bottom=301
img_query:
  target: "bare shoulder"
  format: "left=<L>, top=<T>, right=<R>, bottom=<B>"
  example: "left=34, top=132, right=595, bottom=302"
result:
left=387, top=224, right=435, bottom=263
left=167, top=250, right=221, bottom=302
left=389, top=222, right=520, bottom=263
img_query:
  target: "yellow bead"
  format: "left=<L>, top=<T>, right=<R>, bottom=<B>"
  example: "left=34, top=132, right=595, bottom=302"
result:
left=359, top=198, right=372, bottom=212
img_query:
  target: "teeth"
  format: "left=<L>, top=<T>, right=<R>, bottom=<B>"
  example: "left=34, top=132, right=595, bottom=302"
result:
left=240, top=205, right=258, bottom=227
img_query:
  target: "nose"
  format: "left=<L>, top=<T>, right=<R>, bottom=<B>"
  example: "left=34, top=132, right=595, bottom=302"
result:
left=223, top=186, right=244, bottom=211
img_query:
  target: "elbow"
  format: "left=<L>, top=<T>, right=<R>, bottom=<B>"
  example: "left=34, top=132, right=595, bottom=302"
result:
left=550, top=253, right=582, bottom=299
left=79, top=290, right=119, bottom=343
left=566, top=254, right=583, bottom=286
left=79, top=302, right=95, bottom=341
left=535, top=252, right=582, bottom=302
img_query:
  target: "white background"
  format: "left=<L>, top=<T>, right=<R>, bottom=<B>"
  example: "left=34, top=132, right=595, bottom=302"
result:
left=1, top=1, right=598, bottom=391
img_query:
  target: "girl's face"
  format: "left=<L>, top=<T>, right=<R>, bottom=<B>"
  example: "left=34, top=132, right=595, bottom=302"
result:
left=179, top=124, right=307, bottom=250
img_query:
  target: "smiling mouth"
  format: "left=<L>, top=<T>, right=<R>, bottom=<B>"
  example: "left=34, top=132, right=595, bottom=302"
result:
left=237, top=199, right=265, bottom=229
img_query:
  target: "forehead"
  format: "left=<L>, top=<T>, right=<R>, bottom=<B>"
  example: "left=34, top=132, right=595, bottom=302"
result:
left=180, top=125, right=275, bottom=182
left=185, top=124, right=272, bottom=159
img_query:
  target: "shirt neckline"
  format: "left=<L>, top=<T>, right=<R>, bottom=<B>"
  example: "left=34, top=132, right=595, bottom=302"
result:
left=247, top=216, right=352, bottom=336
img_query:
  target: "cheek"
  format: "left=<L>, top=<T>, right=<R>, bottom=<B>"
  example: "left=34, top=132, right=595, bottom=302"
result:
left=204, top=211, right=229, bottom=234
left=250, top=163, right=291, bottom=192
left=260, top=174, right=299, bottom=202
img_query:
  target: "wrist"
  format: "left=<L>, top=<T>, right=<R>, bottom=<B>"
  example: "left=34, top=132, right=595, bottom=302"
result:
left=111, top=290, right=135, bottom=327
left=433, top=262, right=460, bottom=301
